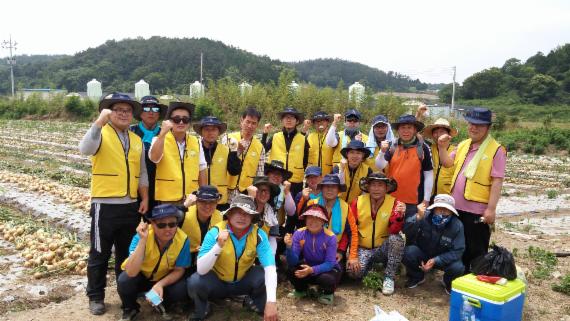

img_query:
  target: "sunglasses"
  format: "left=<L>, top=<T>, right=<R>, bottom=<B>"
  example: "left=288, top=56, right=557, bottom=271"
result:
left=143, top=106, right=161, bottom=113
left=155, top=222, right=178, bottom=229
left=171, top=116, right=191, bottom=124
left=346, top=118, right=359, bottom=123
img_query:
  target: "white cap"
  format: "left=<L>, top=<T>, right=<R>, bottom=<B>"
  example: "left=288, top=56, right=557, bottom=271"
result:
left=428, top=194, right=458, bottom=216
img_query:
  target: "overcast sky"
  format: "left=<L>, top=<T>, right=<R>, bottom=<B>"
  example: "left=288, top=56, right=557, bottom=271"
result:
left=1, top=0, right=569, bottom=84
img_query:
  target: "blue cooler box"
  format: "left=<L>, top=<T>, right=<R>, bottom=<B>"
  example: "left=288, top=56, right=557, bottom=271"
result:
left=449, top=274, right=526, bottom=321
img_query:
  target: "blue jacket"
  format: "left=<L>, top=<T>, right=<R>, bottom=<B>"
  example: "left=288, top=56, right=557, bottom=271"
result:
left=409, top=210, right=465, bottom=266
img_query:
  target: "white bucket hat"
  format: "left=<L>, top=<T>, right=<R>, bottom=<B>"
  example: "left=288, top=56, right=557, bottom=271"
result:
left=428, top=194, right=459, bottom=216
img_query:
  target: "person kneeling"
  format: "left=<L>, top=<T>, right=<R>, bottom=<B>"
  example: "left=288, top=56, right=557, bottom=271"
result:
left=403, top=194, right=465, bottom=294
left=285, top=204, right=341, bottom=305
left=186, top=194, right=278, bottom=321
left=118, top=204, right=191, bottom=321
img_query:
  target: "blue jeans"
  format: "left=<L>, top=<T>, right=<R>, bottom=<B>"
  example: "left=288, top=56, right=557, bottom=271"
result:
left=402, top=245, right=464, bottom=289
left=117, top=271, right=189, bottom=310
left=186, top=265, right=266, bottom=318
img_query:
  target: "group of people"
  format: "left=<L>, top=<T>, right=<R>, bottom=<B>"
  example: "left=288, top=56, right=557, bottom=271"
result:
left=79, top=92, right=506, bottom=321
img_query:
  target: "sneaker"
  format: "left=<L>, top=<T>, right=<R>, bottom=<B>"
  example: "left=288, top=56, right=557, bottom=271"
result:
left=89, top=300, right=106, bottom=315
left=119, top=308, right=139, bottom=321
left=406, top=277, right=426, bottom=289
left=287, top=290, right=308, bottom=299
left=382, top=277, right=395, bottom=296
left=188, top=302, right=211, bottom=321
left=242, top=296, right=262, bottom=315
left=317, top=293, right=334, bottom=305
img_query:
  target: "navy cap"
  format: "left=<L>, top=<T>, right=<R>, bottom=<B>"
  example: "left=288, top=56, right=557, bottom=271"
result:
left=304, top=166, right=322, bottom=177
left=371, top=115, right=390, bottom=127
left=145, top=204, right=182, bottom=221
left=345, top=109, right=362, bottom=120
left=340, top=140, right=372, bottom=159
left=311, top=111, right=332, bottom=122
left=193, top=185, right=222, bottom=201
left=99, top=92, right=142, bottom=118
left=140, top=96, right=160, bottom=106
left=464, top=108, right=492, bottom=125
left=317, top=174, right=347, bottom=192
left=391, top=114, right=425, bottom=131
left=192, top=116, right=227, bottom=135
left=278, top=106, right=304, bottom=123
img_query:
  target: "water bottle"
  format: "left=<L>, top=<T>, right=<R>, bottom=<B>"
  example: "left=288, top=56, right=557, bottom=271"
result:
left=461, top=297, right=477, bottom=321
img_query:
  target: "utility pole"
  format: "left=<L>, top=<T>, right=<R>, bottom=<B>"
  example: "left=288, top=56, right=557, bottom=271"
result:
left=1, top=35, right=17, bottom=97
left=451, top=66, right=456, bottom=112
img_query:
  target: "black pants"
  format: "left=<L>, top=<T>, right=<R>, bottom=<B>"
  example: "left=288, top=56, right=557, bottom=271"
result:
left=86, top=202, right=140, bottom=301
left=287, top=265, right=341, bottom=294
left=117, top=271, right=188, bottom=310
left=458, top=209, right=491, bottom=273
left=402, top=203, right=419, bottom=245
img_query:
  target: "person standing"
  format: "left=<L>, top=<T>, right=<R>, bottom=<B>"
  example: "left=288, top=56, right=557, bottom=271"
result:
left=79, top=92, right=149, bottom=315
left=325, top=109, right=368, bottom=167
left=437, top=108, right=506, bottom=272
left=305, top=111, right=335, bottom=175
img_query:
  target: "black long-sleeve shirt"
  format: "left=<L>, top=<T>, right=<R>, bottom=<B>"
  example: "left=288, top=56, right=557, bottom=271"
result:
left=262, top=128, right=309, bottom=168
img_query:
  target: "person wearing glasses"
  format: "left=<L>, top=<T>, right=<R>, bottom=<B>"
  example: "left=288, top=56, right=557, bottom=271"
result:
left=325, top=109, right=369, bottom=167
left=149, top=102, right=207, bottom=205
left=79, top=92, right=149, bottom=315
left=129, top=96, right=168, bottom=213
left=118, top=204, right=191, bottom=321
left=304, top=111, right=335, bottom=175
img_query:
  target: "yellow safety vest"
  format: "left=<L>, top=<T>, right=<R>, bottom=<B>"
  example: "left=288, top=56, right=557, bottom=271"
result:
left=332, top=131, right=369, bottom=165
left=339, top=163, right=370, bottom=204
left=356, top=194, right=395, bottom=249
left=212, top=221, right=260, bottom=282
left=227, top=132, right=263, bottom=192
left=432, top=142, right=456, bottom=195
left=268, top=131, right=305, bottom=183
left=121, top=228, right=188, bottom=282
left=206, top=143, right=230, bottom=204
left=181, top=205, right=223, bottom=253
left=155, top=132, right=200, bottom=202
left=451, top=137, right=503, bottom=203
left=307, top=131, right=334, bottom=175
left=307, top=197, right=349, bottom=243
left=91, top=124, right=142, bottom=198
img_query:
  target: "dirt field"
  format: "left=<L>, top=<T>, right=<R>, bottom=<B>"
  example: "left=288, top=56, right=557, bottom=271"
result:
left=0, top=119, right=569, bottom=321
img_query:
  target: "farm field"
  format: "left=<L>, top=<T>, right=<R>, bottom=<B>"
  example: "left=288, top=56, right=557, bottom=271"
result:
left=0, top=119, right=569, bottom=321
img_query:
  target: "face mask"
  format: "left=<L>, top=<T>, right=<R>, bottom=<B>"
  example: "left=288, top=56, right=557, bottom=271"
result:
left=345, top=128, right=359, bottom=139
left=431, top=213, right=451, bottom=227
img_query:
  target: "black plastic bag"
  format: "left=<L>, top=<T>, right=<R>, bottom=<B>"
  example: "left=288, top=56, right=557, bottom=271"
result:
left=471, top=245, right=517, bottom=280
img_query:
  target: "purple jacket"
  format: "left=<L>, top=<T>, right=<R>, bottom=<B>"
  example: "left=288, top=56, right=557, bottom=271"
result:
left=286, top=228, right=339, bottom=275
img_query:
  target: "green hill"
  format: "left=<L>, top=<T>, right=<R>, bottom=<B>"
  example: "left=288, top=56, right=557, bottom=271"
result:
left=0, top=37, right=426, bottom=94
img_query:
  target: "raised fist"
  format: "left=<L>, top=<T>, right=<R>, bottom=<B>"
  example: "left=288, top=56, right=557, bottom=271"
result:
left=246, top=185, right=258, bottom=198
left=417, top=202, right=427, bottom=220
left=228, top=137, right=238, bottom=152
left=159, top=120, right=173, bottom=137
left=301, top=187, right=311, bottom=200
left=283, top=181, right=291, bottom=195
left=217, top=229, right=229, bottom=247
left=263, top=123, right=273, bottom=134
left=437, top=134, right=451, bottom=147
left=333, top=114, right=342, bottom=124
left=380, top=140, right=390, bottom=153
left=136, top=222, right=149, bottom=240
left=355, top=133, right=362, bottom=141
left=95, top=109, right=113, bottom=127
left=184, top=193, right=197, bottom=208
left=303, top=119, right=312, bottom=131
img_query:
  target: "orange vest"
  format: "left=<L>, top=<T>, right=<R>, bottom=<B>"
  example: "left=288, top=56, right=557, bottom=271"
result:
left=388, top=145, right=422, bottom=204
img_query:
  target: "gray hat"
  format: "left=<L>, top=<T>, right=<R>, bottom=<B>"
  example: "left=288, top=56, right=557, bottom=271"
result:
left=222, top=194, right=259, bottom=216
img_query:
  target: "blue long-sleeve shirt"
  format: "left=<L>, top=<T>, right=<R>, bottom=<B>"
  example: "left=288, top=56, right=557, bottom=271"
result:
left=286, top=228, right=339, bottom=275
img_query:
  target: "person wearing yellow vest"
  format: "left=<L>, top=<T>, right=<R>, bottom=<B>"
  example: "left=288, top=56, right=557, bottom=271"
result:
left=332, top=140, right=373, bottom=204
left=246, top=176, right=281, bottom=254
left=422, top=118, right=458, bottom=200
left=193, top=116, right=241, bottom=211
left=186, top=195, right=278, bottom=321
left=181, top=185, right=223, bottom=270
left=437, top=108, right=506, bottom=273
left=118, top=204, right=190, bottom=320
left=78, top=92, right=149, bottom=316
left=375, top=114, right=434, bottom=243
left=149, top=102, right=207, bottom=204
left=293, top=166, right=323, bottom=217
left=325, top=109, right=369, bottom=166
left=304, top=111, right=335, bottom=175
left=222, top=107, right=266, bottom=199
left=305, top=174, right=359, bottom=272
left=347, top=173, right=406, bottom=296
left=263, top=106, right=309, bottom=198
left=365, top=115, right=395, bottom=172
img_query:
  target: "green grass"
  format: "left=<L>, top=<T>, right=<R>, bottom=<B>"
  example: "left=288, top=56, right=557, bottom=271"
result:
left=552, top=274, right=570, bottom=295
left=527, top=246, right=558, bottom=280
